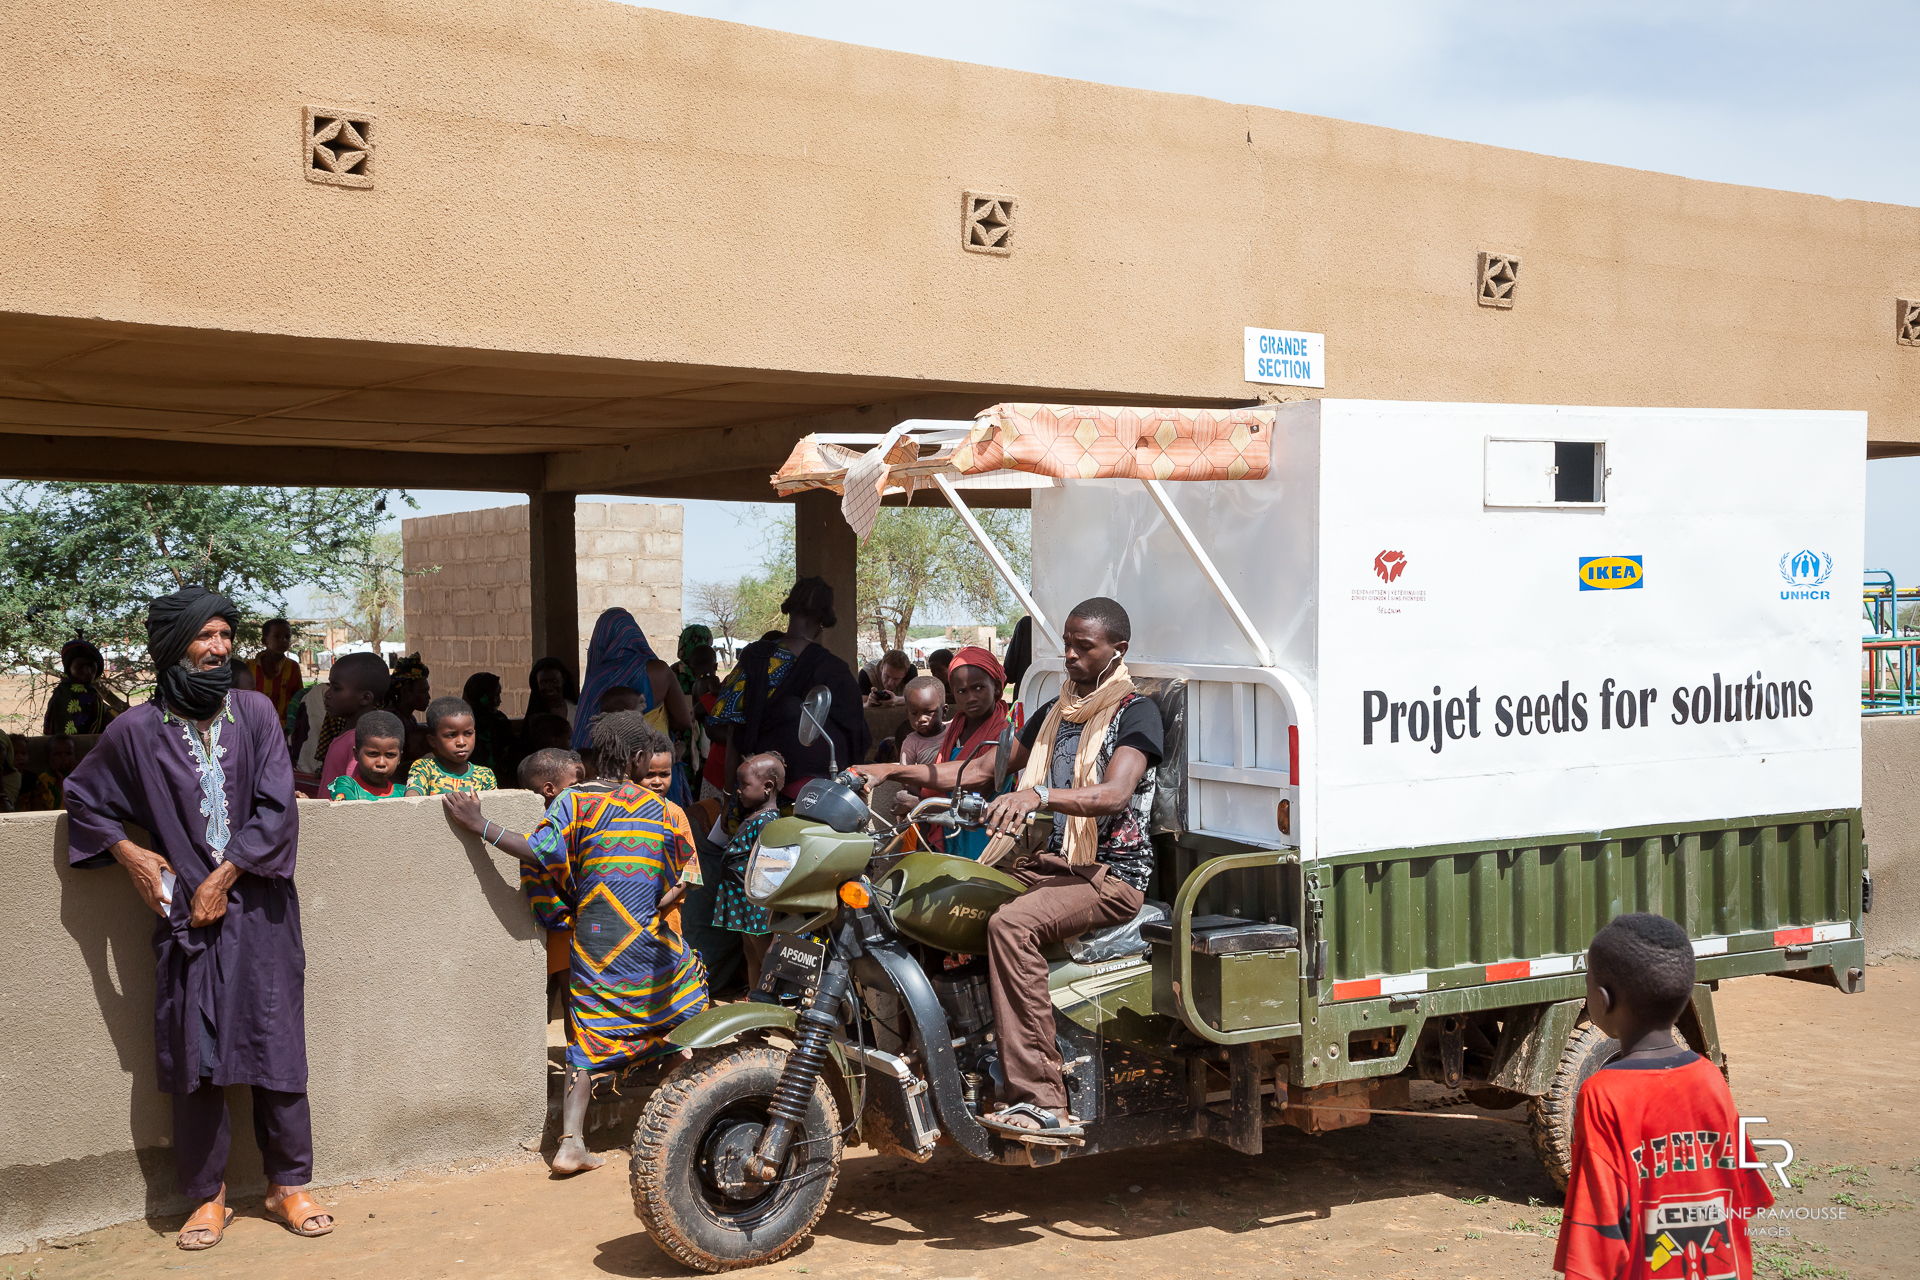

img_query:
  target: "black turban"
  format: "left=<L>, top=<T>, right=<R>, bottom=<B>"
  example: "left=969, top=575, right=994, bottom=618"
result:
left=147, top=586, right=240, bottom=719
left=60, top=637, right=103, bottom=675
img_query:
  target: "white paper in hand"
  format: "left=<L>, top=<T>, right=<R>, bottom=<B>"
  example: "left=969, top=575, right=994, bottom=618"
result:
left=159, top=868, right=177, bottom=910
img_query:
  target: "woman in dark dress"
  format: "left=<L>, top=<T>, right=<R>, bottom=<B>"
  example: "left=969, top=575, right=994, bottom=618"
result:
left=711, top=576, right=868, bottom=800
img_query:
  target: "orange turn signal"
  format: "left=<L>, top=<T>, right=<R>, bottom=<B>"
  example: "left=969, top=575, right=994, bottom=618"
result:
left=838, top=881, right=873, bottom=909
left=1276, top=799, right=1292, bottom=836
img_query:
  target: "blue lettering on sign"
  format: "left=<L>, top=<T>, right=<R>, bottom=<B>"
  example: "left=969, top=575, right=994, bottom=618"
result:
left=1257, top=357, right=1315, bottom=379
left=1259, top=334, right=1311, bottom=357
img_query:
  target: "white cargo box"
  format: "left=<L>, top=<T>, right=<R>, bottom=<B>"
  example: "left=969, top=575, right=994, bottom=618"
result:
left=1028, top=399, right=1864, bottom=859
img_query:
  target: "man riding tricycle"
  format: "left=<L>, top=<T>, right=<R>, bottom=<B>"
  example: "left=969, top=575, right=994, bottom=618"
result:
left=627, top=400, right=1869, bottom=1271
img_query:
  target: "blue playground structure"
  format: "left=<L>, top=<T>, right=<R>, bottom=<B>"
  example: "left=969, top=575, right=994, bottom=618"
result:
left=1862, top=569, right=1920, bottom=715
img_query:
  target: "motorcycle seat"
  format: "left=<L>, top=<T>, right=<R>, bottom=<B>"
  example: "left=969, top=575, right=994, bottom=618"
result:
left=1141, top=914, right=1300, bottom=956
left=1049, top=900, right=1170, bottom=965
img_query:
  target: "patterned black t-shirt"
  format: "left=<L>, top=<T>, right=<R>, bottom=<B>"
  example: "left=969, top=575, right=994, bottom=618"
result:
left=1018, top=694, right=1163, bottom=891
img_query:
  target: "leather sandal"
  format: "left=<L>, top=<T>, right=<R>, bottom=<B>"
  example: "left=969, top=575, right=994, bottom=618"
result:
left=979, top=1103, right=1085, bottom=1146
left=265, top=1189, right=334, bottom=1237
left=177, top=1201, right=233, bottom=1251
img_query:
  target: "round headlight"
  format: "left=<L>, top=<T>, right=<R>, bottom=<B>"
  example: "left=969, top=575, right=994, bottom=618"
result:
left=744, top=842, right=800, bottom=905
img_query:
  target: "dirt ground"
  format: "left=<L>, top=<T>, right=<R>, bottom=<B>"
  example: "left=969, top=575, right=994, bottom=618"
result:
left=16, top=963, right=1919, bottom=1280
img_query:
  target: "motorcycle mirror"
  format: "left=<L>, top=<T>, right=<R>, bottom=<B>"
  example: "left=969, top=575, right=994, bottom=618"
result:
left=799, top=684, right=837, bottom=774
left=992, top=724, right=1015, bottom=791
left=798, top=685, right=830, bottom=747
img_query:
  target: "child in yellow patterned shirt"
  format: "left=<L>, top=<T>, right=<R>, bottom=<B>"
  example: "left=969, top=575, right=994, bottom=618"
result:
left=405, top=696, right=498, bottom=795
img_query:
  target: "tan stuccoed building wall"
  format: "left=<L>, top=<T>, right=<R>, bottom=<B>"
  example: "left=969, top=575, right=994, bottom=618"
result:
left=402, top=502, right=683, bottom=704
left=0, top=793, right=547, bottom=1253
left=0, top=0, right=1916, bottom=464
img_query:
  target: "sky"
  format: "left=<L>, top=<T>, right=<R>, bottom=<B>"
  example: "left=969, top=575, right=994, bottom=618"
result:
left=389, top=0, right=1920, bottom=599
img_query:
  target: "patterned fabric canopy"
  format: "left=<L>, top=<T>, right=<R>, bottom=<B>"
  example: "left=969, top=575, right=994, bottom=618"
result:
left=770, top=403, right=1274, bottom=499
left=952, top=404, right=1273, bottom=482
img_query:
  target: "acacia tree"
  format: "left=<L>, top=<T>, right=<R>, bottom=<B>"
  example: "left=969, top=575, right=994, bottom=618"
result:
left=0, top=483, right=409, bottom=692
left=325, top=528, right=409, bottom=644
left=688, top=579, right=751, bottom=646
left=747, top=506, right=1030, bottom=652
left=856, top=509, right=1029, bottom=651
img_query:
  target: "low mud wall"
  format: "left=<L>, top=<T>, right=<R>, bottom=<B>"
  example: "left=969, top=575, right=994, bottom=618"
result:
left=0, top=791, right=546, bottom=1252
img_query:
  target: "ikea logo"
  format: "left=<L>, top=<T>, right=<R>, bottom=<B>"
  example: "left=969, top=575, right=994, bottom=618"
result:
left=1579, top=555, right=1644, bottom=591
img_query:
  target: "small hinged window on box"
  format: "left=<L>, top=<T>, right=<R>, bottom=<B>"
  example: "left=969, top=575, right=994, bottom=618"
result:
left=1485, top=438, right=1607, bottom=508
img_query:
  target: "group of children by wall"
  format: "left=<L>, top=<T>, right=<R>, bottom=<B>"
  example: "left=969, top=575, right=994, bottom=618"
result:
left=0, top=731, right=76, bottom=812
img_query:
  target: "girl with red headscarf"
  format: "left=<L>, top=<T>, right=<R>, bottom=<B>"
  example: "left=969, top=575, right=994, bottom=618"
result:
left=930, top=646, right=1011, bottom=859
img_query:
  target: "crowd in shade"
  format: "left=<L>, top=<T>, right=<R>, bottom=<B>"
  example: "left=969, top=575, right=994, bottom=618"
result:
left=17, top=576, right=1034, bottom=1228
left=4, top=585, right=1036, bottom=918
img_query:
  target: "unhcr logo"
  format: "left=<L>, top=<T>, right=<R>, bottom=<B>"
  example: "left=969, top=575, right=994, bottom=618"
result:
left=1579, top=555, right=1643, bottom=591
left=1779, top=549, right=1833, bottom=601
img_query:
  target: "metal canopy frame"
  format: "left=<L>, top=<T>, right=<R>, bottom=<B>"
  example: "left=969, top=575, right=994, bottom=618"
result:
left=780, top=420, right=1279, bottom=670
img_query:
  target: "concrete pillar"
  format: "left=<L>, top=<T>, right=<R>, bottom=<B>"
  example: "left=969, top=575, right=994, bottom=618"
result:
left=793, top=490, right=858, bottom=666
left=529, top=492, right=580, bottom=671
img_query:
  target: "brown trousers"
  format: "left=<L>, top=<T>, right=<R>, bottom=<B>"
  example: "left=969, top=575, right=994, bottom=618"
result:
left=986, top=854, right=1144, bottom=1112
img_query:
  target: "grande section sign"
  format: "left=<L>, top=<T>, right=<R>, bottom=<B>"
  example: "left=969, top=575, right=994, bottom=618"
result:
left=1243, top=327, right=1326, bottom=388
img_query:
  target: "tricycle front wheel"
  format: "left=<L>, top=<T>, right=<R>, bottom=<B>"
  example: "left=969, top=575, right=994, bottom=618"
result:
left=630, top=1043, right=844, bottom=1272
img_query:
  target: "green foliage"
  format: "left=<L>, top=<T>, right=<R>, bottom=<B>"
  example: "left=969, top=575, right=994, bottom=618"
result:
left=744, top=506, right=1030, bottom=651
left=1755, top=1241, right=1850, bottom=1279
left=687, top=574, right=788, bottom=646
left=0, top=482, right=407, bottom=687
left=322, top=528, right=409, bottom=645
left=860, top=507, right=1029, bottom=651
left=1899, top=602, right=1920, bottom=635
left=690, top=504, right=1032, bottom=658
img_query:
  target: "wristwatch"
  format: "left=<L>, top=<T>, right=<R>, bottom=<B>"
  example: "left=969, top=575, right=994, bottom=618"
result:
left=1033, top=784, right=1051, bottom=809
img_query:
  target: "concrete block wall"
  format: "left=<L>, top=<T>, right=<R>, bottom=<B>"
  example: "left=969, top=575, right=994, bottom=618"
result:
left=1863, top=716, right=1920, bottom=960
left=0, top=791, right=547, bottom=1252
left=402, top=501, right=683, bottom=709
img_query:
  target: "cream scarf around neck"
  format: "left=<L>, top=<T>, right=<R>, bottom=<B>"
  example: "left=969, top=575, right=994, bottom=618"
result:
left=981, top=659, right=1135, bottom=867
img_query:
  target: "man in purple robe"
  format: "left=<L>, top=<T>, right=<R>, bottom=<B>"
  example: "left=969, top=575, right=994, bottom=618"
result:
left=64, top=586, right=335, bottom=1252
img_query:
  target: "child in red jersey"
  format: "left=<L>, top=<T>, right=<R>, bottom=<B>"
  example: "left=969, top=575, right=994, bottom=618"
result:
left=1555, top=913, right=1774, bottom=1280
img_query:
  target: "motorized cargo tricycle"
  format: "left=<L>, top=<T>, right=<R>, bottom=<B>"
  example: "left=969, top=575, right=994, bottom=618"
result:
left=628, top=400, right=1870, bottom=1271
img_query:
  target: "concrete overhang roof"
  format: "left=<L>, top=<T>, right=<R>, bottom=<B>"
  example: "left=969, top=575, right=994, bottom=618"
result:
left=0, top=315, right=1231, bottom=501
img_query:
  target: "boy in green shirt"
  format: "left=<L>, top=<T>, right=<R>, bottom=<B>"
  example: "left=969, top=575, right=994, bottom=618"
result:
left=327, top=711, right=406, bottom=802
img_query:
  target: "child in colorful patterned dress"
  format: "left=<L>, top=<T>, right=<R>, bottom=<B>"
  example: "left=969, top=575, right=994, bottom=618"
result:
left=405, top=696, right=499, bottom=795
left=443, top=713, right=707, bottom=1176
left=713, top=752, right=785, bottom=988
left=327, top=710, right=406, bottom=802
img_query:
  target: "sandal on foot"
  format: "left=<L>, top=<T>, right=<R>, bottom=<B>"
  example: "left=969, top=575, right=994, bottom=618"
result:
left=979, top=1102, right=1085, bottom=1145
left=177, top=1202, right=233, bottom=1251
left=266, top=1189, right=334, bottom=1238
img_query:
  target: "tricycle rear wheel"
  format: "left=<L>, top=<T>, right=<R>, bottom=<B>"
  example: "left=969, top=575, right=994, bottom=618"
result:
left=630, top=1043, right=843, bottom=1272
left=1527, top=1021, right=1617, bottom=1190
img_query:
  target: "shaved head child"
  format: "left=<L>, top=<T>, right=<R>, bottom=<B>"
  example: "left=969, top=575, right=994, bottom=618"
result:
left=519, top=747, right=585, bottom=805
left=318, top=652, right=391, bottom=791
left=517, top=746, right=588, bottom=1026
left=1554, top=913, right=1774, bottom=1280
left=327, top=710, right=406, bottom=802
